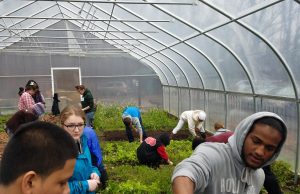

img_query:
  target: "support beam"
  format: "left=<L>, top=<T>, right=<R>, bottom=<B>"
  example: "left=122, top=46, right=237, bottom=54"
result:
left=0, top=15, right=170, bottom=22
left=32, top=0, right=195, bottom=5
left=0, top=27, right=156, bottom=33
left=0, top=35, right=147, bottom=40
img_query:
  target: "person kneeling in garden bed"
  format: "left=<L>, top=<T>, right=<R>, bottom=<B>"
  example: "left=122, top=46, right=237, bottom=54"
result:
left=137, top=132, right=173, bottom=168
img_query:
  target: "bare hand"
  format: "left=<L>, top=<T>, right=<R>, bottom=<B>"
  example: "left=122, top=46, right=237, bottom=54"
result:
left=90, top=172, right=100, bottom=181
left=87, top=179, right=100, bottom=192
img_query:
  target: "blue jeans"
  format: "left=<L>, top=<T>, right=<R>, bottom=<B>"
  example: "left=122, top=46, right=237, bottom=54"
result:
left=125, top=116, right=147, bottom=142
left=85, top=111, right=95, bottom=127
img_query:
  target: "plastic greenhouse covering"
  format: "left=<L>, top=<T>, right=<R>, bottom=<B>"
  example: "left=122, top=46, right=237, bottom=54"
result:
left=0, top=0, right=300, bottom=181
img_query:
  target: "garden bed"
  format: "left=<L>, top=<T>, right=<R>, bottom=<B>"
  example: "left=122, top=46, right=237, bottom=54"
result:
left=0, top=104, right=299, bottom=193
left=0, top=132, right=8, bottom=159
left=101, top=129, right=191, bottom=141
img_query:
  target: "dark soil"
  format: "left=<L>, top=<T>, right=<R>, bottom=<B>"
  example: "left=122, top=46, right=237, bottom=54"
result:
left=0, top=129, right=197, bottom=158
left=100, top=129, right=192, bottom=141
left=0, top=114, right=199, bottom=158
left=40, top=114, right=199, bottom=141
left=0, top=132, right=8, bottom=159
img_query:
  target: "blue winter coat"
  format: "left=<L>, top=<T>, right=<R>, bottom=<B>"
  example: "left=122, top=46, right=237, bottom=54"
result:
left=83, top=126, right=103, bottom=167
left=68, top=135, right=100, bottom=194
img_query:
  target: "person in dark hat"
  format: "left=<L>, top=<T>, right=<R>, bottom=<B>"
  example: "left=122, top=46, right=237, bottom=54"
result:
left=26, top=80, right=46, bottom=105
left=18, top=83, right=38, bottom=112
left=137, top=132, right=173, bottom=168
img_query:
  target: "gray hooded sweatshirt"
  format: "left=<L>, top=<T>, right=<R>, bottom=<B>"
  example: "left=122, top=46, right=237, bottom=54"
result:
left=171, top=112, right=287, bottom=194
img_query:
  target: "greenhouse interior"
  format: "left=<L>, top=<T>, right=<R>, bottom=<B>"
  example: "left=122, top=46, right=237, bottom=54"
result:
left=0, top=0, right=300, bottom=189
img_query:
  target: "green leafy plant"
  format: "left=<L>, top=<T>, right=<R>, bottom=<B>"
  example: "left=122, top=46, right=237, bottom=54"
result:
left=94, top=104, right=178, bottom=131
left=142, top=108, right=178, bottom=130
left=102, top=141, right=139, bottom=165
left=94, top=103, right=124, bottom=130
left=0, top=114, right=11, bottom=132
left=1, top=105, right=299, bottom=194
left=99, top=140, right=193, bottom=194
left=272, top=160, right=293, bottom=188
left=100, top=165, right=173, bottom=194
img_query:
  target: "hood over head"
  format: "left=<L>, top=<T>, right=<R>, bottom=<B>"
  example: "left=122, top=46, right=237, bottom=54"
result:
left=157, top=132, right=171, bottom=146
left=228, top=111, right=287, bottom=168
left=198, top=111, right=206, bottom=121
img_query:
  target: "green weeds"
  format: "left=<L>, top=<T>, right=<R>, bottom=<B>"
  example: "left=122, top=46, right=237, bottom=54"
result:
left=93, top=104, right=177, bottom=131
left=99, top=140, right=192, bottom=193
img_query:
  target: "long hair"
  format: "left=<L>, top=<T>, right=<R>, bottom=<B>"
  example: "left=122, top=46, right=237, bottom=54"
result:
left=18, top=87, right=24, bottom=96
left=60, top=105, right=86, bottom=125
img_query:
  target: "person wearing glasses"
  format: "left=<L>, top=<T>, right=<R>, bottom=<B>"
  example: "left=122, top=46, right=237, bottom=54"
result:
left=60, top=105, right=100, bottom=194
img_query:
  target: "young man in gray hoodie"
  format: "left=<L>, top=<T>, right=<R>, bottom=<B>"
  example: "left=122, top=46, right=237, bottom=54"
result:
left=172, top=112, right=287, bottom=194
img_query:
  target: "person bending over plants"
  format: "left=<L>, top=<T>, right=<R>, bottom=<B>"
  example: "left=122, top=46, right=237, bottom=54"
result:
left=137, top=132, right=173, bottom=168
left=122, top=106, right=147, bottom=143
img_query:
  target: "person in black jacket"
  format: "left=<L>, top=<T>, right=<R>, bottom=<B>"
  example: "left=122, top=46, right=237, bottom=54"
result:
left=75, top=85, right=96, bottom=128
left=51, top=93, right=60, bottom=116
left=137, top=132, right=173, bottom=168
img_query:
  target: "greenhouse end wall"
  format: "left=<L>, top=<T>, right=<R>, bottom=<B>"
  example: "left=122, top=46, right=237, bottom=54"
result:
left=0, top=52, right=163, bottom=114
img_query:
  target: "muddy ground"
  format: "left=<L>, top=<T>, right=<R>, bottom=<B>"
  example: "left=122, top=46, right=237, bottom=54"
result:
left=0, top=132, right=8, bottom=159
left=101, top=129, right=191, bottom=141
left=0, top=115, right=207, bottom=157
left=0, top=128, right=199, bottom=159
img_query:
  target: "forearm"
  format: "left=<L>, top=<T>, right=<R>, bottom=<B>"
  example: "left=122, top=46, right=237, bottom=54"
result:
left=68, top=180, right=89, bottom=193
left=139, top=132, right=143, bottom=143
left=172, top=176, right=195, bottom=194
left=189, top=127, right=197, bottom=137
left=167, top=159, right=173, bottom=165
left=82, top=106, right=90, bottom=111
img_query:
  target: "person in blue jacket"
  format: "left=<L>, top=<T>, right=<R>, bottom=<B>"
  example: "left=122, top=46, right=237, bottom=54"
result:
left=122, top=106, right=147, bottom=143
left=84, top=126, right=108, bottom=189
left=60, top=105, right=100, bottom=194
